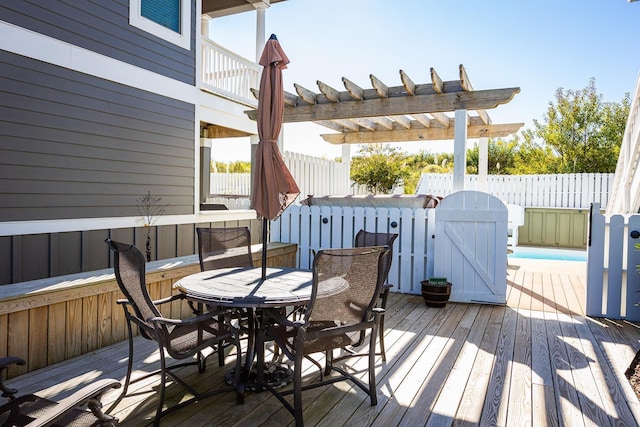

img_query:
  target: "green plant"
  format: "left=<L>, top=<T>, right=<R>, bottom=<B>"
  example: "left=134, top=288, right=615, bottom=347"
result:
left=136, top=191, right=166, bottom=262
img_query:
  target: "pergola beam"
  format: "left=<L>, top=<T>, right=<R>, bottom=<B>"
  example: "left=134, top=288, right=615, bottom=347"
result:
left=246, top=87, right=519, bottom=122
left=320, top=122, right=524, bottom=144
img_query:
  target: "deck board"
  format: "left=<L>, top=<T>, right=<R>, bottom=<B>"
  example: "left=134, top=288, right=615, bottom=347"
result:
left=4, top=258, right=640, bottom=427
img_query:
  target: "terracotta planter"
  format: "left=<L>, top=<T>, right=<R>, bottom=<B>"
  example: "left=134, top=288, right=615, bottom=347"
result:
left=421, top=280, right=452, bottom=307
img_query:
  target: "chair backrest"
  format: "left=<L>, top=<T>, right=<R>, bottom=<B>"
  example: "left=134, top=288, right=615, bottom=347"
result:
left=307, top=246, right=391, bottom=327
left=196, top=227, right=254, bottom=271
left=354, top=230, right=398, bottom=282
left=105, top=239, right=161, bottom=332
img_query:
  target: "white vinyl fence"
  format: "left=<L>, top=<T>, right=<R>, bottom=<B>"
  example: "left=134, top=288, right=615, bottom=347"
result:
left=417, top=173, right=614, bottom=209
left=586, top=203, right=640, bottom=321
left=272, top=205, right=436, bottom=295
left=209, top=152, right=359, bottom=208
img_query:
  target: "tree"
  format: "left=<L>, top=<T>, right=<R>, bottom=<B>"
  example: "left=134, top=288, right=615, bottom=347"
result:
left=466, top=138, right=519, bottom=174
left=531, top=78, right=630, bottom=173
left=350, top=144, right=409, bottom=194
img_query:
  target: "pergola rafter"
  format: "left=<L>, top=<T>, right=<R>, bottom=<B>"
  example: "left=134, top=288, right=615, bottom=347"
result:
left=245, top=64, right=523, bottom=144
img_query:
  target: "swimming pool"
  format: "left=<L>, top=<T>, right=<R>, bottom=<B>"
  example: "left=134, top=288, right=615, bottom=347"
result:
left=508, top=246, right=587, bottom=261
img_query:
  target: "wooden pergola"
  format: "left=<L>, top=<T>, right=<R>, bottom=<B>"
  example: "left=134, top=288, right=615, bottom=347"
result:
left=246, top=64, right=523, bottom=191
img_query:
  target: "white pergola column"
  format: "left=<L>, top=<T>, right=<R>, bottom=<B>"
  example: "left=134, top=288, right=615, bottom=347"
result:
left=452, top=109, right=468, bottom=192
left=478, top=136, right=488, bottom=192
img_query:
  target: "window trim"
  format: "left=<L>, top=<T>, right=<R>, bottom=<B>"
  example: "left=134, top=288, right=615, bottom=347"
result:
left=129, top=0, right=191, bottom=50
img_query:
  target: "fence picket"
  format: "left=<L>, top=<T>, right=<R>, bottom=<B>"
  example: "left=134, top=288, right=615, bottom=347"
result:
left=275, top=205, right=432, bottom=295
left=626, top=216, right=640, bottom=319
left=416, top=173, right=614, bottom=209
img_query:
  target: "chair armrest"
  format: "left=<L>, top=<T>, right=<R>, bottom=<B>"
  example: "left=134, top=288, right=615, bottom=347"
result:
left=0, top=356, right=26, bottom=399
left=26, top=379, right=121, bottom=427
left=151, top=293, right=185, bottom=306
left=381, top=283, right=393, bottom=292
left=148, top=308, right=233, bottom=326
left=0, top=356, right=25, bottom=371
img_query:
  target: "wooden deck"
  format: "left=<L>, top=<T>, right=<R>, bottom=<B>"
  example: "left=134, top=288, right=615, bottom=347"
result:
left=6, top=258, right=640, bottom=426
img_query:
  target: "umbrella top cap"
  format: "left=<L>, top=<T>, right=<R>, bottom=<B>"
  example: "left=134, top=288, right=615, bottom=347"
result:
left=269, top=34, right=278, bottom=40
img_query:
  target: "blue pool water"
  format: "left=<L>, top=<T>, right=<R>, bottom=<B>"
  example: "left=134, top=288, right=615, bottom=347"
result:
left=508, top=246, right=587, bottom=261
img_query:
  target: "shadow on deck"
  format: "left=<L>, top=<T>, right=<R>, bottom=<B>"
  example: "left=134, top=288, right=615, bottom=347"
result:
left=5, top=258, right=640, bottom=426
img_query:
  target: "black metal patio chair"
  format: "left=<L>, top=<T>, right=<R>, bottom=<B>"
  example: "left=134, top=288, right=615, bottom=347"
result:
left=255, top=245, right=391, bottom=427
left=196, top=226, right=255, bottom=365
left=354, top=229, right=398, bottom=361
left=0, top=356, right=120, bottom=426
left=105, top=239, right=242, bottom=426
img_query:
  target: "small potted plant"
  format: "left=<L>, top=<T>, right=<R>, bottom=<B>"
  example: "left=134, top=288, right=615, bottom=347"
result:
left=421, top=277, right=452, bottom=307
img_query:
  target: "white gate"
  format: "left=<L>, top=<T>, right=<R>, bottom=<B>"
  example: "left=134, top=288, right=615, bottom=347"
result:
left=434, top=191, right=508, bottom=304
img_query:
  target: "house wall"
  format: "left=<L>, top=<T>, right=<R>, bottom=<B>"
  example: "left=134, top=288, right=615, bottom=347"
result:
left=0, top=220, right=263, bottom=285
left=0, top=1, right=225, bottom=286
left=1, top=0, right=196, bottom=84
left=0, top=50, right=196, bottom=222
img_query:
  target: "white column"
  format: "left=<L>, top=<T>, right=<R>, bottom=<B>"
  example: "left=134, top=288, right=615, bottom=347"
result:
left=254, top=2, right=268, bottom=60
left=200, top=14, right=211, bottom=37
left=342, top=144, right=352, bottom=194
left=453, top=109, right=468, bottom=192
left=478, top=136, right=488, bottom=192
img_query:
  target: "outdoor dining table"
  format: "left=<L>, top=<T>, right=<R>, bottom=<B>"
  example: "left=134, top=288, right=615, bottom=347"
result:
left=173, top=266, right=330, bottom=393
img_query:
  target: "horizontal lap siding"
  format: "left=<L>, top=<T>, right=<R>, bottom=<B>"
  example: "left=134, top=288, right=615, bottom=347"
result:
left=0, top=50, right=195, bottom=221
left=1, top=0, right=195, bottom=84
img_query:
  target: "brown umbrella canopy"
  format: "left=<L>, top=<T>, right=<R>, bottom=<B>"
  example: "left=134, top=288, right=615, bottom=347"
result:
left=251, top=34, right=300, bottom=221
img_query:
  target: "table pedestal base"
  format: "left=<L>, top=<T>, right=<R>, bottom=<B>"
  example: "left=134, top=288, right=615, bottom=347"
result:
left=225, top=362, right=293, bottom=391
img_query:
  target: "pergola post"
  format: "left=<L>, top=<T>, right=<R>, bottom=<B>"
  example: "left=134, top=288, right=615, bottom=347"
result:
left=453, top=109, right=468, bottom=192
left=478, top=136, right=488, bottom=192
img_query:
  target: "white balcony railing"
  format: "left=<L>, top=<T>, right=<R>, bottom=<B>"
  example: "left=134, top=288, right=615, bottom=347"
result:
left=201, top=37, right=259, bottom=107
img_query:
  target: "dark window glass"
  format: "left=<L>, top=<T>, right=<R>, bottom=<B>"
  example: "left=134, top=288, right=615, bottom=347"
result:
left=141, top=0, right=181, bottom=33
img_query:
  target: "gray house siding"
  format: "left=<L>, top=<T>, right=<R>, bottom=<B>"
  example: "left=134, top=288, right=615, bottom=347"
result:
left=0, top=50, right=195, bottom=222
left=0, top=219, right=262, bottom=285
left=1, top=0, right=195, bottom=85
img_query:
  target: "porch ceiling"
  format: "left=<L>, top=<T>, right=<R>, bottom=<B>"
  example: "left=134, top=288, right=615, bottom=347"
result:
left=245, top=64, right=523, bottom=144
left=203, top=0, right=287, bottom=17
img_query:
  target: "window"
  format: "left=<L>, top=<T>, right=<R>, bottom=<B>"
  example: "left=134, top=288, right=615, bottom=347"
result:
left=130, top=0, right=191, bottom=50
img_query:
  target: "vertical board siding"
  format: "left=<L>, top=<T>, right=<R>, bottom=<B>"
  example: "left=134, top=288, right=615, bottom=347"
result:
left=586, top=203, right=640, bottom=321
left=417, top=173, right=614, bottom=209
left=0, top=243, right=297, bottom=377
left=273, top=205, right=436, bottom=295
left=0, top=0, right=195, bottom=84
left=0, top=219, right=261, bottom=286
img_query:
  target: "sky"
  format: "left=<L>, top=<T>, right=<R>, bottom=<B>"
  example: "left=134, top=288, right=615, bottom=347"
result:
left=208, top=0, right=639, bottom=163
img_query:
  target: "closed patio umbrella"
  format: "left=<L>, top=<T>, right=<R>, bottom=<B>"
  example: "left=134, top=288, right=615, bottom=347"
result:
left=252, top=34, right=300, bottom=279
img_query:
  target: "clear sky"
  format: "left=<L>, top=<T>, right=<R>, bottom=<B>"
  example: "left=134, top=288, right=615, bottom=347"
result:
left=208, top=0, right=639, bottom=162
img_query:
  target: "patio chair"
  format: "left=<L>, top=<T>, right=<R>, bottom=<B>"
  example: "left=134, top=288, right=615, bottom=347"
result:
left=0, top=356, right=120, bottom=426
left=354, top=229, right=398, bottom=361
left=196, top=226, right=254, bottom=365
left=255, top=246, right=391, bottom=427
left=105, top=239, right=242, bottom=426
left=196, top=226, right=254, bottom=271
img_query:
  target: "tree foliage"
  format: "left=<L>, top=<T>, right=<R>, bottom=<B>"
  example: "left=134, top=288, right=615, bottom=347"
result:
left=466, top=138, right=519, bottom=174
left=350, top=144, right=409, bottom=194
left=531, top=78, right=630, bottom=173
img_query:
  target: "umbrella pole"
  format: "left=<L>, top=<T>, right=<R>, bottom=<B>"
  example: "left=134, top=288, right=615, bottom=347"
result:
left=261, top=217, right=268, bottom=280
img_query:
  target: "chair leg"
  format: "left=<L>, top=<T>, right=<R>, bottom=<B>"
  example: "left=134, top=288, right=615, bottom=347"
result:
left=369, top=322, right=379, bottom=406
left=154, top=350, right=168, bottom=427
left=107, top=321, right=135, bottom=414
left=378, top=313, right=386, bottom=362
left=217, top=315, right=226, bottom=367
left=293, top=352, right=304, bottom=427
left=324, top=349, right=333, bottom=377
left=378, top=290, right=390, bottom=361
